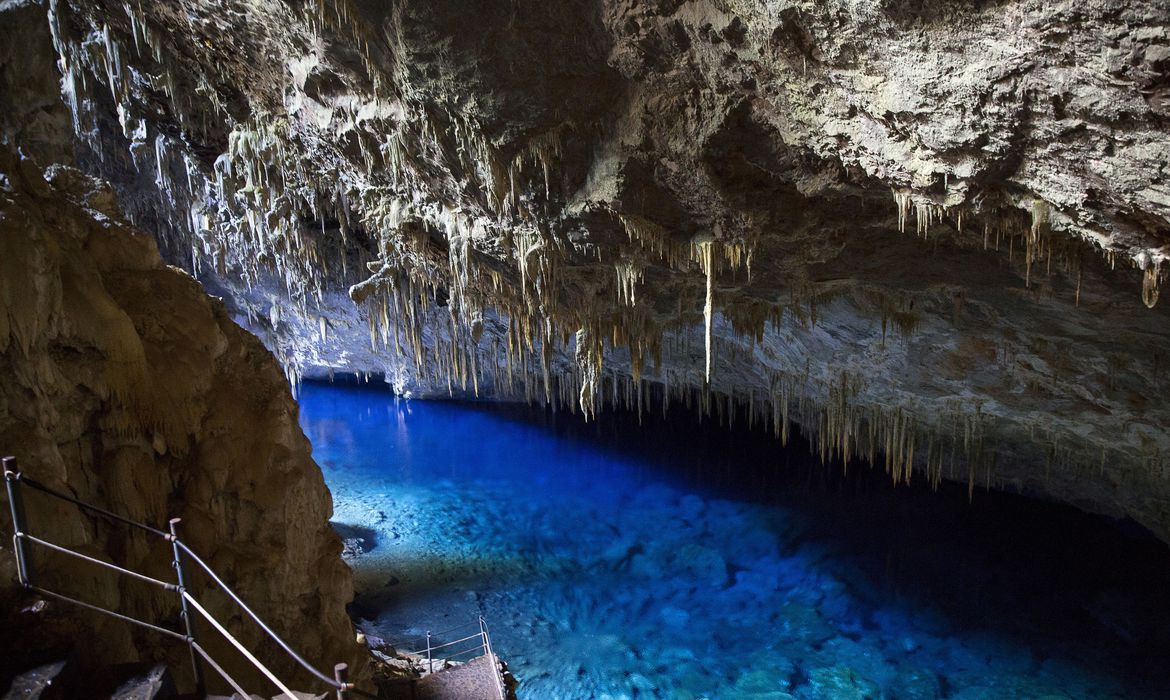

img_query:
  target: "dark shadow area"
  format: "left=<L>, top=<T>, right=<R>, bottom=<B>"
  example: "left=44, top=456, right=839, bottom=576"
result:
left=333, top=521, right=380, bottom=557
left=497, top=394, right=1170, bottom=691
left=348, top=551, right=545, bottom=626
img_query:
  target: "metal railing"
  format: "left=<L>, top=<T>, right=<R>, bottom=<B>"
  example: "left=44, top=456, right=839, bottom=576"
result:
left=398, top=616, right=506, bottom=699
left=3, top=456, right=373, bottom=700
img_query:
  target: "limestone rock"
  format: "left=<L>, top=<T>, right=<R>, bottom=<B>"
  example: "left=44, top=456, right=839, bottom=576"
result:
left=1, top=0, right=1168, bottom=541
left=0, top=147, right=364, bottom=692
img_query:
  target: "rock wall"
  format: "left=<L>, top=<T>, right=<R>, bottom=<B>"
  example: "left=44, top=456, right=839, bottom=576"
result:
left=1, top=0, right=1168, bottom=542
left=0, top=0, right=71, bottom=166
left=0, top=146, right=362, bottom=692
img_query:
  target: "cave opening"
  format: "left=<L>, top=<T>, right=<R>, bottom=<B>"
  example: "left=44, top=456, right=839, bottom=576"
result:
left=304, top=376, right=1170, bottom=700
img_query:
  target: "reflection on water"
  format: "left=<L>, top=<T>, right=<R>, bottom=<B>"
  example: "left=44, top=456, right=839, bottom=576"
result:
left=300, top=379, right=1170, bottom=700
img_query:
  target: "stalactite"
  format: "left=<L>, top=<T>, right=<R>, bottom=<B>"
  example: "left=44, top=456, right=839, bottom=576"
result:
left=696, top=240, right=715, bottom=383
left=614, top=256, right=644, bottom=307
left=893, top=189, right=912, bottom=234
left=1143, top=263, right=1161, bottom=309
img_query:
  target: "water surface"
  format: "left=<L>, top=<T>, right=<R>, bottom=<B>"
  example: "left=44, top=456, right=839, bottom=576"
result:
left=300, top=380, right=1170, bottom=699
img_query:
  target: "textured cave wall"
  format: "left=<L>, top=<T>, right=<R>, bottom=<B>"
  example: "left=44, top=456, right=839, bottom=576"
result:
left=2, top=1, right=1169, bottom=541
left=0, top=0, right=72, bottom=165
left=0, top=147, right=363, bottom=691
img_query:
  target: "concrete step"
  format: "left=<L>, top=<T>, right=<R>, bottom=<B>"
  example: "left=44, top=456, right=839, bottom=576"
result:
left=205, top=692, right=326, bottom=700
left=412, top=655, right=502, bottom=700
left=110, top=665, right=176, bottom=700
left=2, top=661, right=69, bottom=700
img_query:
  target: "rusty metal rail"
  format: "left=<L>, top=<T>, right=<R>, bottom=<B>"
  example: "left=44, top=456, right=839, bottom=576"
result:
left=3, top=455, right=371, bottom=699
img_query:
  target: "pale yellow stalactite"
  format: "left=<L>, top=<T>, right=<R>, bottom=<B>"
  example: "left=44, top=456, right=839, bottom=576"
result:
left=892, top=189, right=912, bottom=234
left=697, top=240, right=715, bottom=384
left=1143, top=263, right=1161, bottom=309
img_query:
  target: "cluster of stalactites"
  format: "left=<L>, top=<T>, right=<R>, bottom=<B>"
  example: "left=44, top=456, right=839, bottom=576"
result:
left=359, top=201, right=760, bottom=414
left=357, top=307, right=1124, bottom=495
left=891, top=188, right=1164, bottom=308
left=46, top=0, right=379, bottom=323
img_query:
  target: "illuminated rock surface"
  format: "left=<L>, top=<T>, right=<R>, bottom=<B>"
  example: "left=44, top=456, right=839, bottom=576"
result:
left=3, top=0, right=1164, bottom=540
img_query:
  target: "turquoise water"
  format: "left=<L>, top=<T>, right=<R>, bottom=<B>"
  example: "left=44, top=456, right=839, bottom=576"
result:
left=299, top=380, right=1170, bottom=699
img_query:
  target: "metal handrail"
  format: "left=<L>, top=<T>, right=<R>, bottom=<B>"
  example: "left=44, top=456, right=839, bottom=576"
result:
left=427, top=617, right=485, bottom=637
left=480, top=616, right=507, bottom=699
left=183, top=590, right=300, bottom=699
left=28, top=584, right=190, bottom=642
left=17, top=533, right=178, bottom=591
left=191, top=639, right=251, bottom=698
left=174, top=539, right=344, bottom=690
left=411, top=631, right=484, bottom=654
left=396, top=615, right=506, bottom=699
left=2, top=456, right=366, bottom=699
left=16, top=474, right=171, bottom=538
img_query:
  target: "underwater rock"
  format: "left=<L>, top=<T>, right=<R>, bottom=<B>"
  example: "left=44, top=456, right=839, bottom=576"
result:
left=673, top=543, right=731, bottom=587
left=777, top=603, right=837, bottom=646
left=733, top=660, right=798, bottom=697
left=332, top=521, right=379, bottom=558
left=798, top=665, right=881, bottom=700
left=888, top=665, right=943, bottom=700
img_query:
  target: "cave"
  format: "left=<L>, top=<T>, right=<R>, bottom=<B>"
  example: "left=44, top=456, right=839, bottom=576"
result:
left=1, top=0, right=1169, bottom=699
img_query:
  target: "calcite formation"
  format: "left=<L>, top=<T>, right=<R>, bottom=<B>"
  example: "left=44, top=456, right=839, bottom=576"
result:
left=0, top=146, right=362, bottom=691
left=1, top=1, right=1168, bottom=539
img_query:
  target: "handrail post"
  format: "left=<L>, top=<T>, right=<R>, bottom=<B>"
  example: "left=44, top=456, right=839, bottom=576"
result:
left=169, top=518, right=205, bottom=696
left=480, top=615, right=506, bottom=700
left=426, top=630, right=433, bottom=674
left=334, top=662, right=350, bottom=700
left=3, top=457, right=32, bottom=587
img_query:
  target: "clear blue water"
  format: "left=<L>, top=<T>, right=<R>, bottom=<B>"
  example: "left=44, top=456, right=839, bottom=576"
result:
left=300, top=380, right=1170, bottom=700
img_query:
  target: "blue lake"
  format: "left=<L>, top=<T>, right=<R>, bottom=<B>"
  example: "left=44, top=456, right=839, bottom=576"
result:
left=299, top=380, right=1170, bottom=699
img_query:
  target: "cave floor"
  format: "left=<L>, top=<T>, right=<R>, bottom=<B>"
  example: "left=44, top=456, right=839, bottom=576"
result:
left=300, top=380, right=1170, bottom=700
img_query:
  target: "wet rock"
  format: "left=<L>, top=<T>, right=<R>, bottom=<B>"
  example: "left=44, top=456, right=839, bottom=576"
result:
left=674, top=544, right=730, bottom=587
left=777, top=603, right=837, bottom=646
left=733, top=667, right=797, bottom=698
left=888, top=665, right=942, bottom=700
left=797, top=665, right=880, bottom=700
